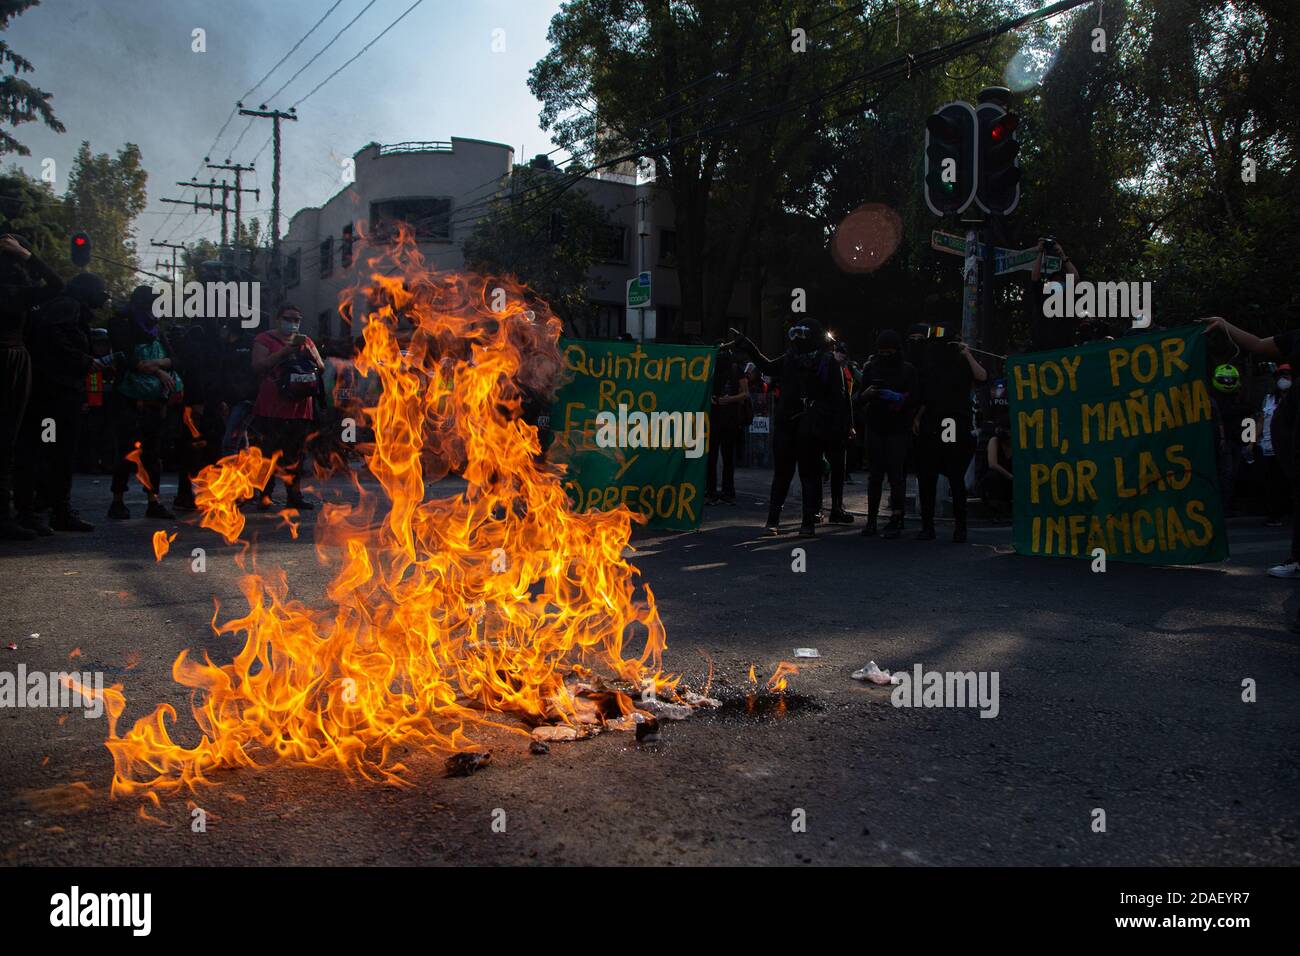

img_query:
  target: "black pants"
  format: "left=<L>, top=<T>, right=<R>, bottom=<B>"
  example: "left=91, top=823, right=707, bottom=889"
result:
left=0, top=346, right=32, bottom=514
left=255, top=416, right=311, bottom=499
left=707, top=421, right=739, bottom=499
left=866, top=430, right=909, bottom=520
left=1263, top=454, right=1289, bottom=521
left=768, top=428, right=822, bottom=526
left=176, top=404, right=224, bottom=504
left=828, top=438, right=847, bottom=512
left=14, top=388, right=82, bottom=514
left=916, top=435, right=973, bottom=530
left=111, top=397, right=167, bottom=496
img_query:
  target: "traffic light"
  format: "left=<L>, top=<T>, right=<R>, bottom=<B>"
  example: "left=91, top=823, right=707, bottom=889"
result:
left=923, top=101, right=977, bottom=216
left=975, top=104, right=1021, bottom=215
left=70, top=231, right=92, bottom=268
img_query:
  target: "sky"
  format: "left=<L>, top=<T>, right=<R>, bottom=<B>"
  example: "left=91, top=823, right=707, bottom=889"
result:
left=5, top=0, right=566, bottom=260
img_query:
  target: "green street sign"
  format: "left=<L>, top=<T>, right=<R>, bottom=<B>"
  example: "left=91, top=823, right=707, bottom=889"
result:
left=626, top=271, right=651, bottom=309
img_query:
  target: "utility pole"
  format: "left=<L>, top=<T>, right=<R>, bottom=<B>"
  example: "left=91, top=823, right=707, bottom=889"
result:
left=175, top=180, right=231, bottom=245
left=160, top=195, right=235, bottom=247
left=239, top=105, right=297, bottom=303
left=151, top=240, right=187, bottom=283
left=206, top=162, right=258, bottom=250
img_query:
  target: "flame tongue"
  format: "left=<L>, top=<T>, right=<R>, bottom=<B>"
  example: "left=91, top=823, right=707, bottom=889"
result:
left=103, top=234, right=668, bottom=796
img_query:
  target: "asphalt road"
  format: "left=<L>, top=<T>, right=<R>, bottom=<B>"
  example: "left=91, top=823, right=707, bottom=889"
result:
left=2, top=468, right=1297, bottom=866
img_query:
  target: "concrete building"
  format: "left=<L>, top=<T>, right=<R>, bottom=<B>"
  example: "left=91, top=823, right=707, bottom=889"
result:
left=281, top=136, right=760, bottom=342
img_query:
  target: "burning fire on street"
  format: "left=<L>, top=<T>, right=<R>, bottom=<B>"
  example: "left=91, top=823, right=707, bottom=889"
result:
left=68, top=229, right=809, bottom=802
left=79, top=230, right=681, bottom=797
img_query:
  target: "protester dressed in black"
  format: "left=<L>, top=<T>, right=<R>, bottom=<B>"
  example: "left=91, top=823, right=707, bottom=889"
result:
left=706, top=346, right=748, bottom=504
left=858, top=329, right=918, bottom=539
left=734, top=321, right=844, bottom=536
left=0, top=233, right=63, bottom=541
left=913, top=331, right=986, bottom=543
left=14, top=272, right=111, bottom=534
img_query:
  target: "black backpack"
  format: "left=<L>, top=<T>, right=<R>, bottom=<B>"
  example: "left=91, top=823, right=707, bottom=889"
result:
left=278, top=349, right=321, bottom=400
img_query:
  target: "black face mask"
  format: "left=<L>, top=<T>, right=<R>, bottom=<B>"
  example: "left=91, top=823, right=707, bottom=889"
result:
left=878, top=351, right=901, bottom=367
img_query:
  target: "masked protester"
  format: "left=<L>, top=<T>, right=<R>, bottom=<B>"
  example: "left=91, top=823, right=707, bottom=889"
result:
left=705, top=344, right=748, bottom=505
left=173, top=318, right=226, bottom=513
left=251, top=303, right=324, bottom=510
left=13, top=272, right=113, bottom=534
left=0, top=233, right=63, bottom=540
left=108, top=285, right=181, bottom=520
left=858, top=329, right=918, bottom=538
left=913, top=326, right=987, bottom=542
left=733, top=319, right=844, bottom=536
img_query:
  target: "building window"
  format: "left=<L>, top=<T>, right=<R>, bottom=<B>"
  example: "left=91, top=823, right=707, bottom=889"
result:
left=592, top=225, right=627, bottom=263
left=590, top=303, right=624, bottom=339
left=341, top=224, right=354, bottom=268
left=370, top=197, right=452, bottom=243
left=659, top=229, right=677, bottom=267
left=286, top=251, right=300, bottom=287
left=319, top=310, right=333, bottom=340
left=319, top=236, right=333, bottom=278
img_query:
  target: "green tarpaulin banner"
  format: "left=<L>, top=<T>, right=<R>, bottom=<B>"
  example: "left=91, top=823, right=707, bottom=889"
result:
left=549, top=338, right=714, bottom=531
left=1008, top=325, right=1228, bottom=564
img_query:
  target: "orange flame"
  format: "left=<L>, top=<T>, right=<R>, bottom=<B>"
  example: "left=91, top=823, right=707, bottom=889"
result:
left=276, top=508, right=300, bottom=540
left=766, top=661, right=799, bottom=693
left=181, top=406, right=201, bottom=440
left=92, top=229, right=668, bottom=797
left=125, top=441, right=152, bottom=492
left=151, top=530, right=176, bottom=561
left=192, top=446, right=280, bottom=544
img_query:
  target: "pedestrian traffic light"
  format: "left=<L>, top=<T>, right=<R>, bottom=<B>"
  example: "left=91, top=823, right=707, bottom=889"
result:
left=70, top=231, right=92, bottom=268
left=923, top=101, right=977, bottom=217
left=975, top=104, right=1021, bottom=215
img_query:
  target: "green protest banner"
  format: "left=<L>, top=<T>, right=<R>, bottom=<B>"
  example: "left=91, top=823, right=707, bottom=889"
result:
left=1008, top=325, right=1228, bottom=564
left=549, top=338, right=713, bottom=531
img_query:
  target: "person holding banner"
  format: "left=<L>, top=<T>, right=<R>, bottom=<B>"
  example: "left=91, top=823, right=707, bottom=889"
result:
left=1199, top=316, right=1300, bottom=586
left=732, top=321, right=841, bottom=537
left=705, top=345, right=748, bottom=505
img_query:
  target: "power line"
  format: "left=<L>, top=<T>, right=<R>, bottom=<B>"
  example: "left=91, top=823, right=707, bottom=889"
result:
left=290, top=0, right=426, bottom=109
left=263, top=0, right=380, bottom=105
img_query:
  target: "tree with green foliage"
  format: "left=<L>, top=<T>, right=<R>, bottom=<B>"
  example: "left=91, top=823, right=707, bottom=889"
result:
left=63, top=141, right=148, bottom=299
left=462, top=166, right=615, bottom=336
left=0, top=165, right=65, bottom=263
left=0, top=0, right=64, bottom=156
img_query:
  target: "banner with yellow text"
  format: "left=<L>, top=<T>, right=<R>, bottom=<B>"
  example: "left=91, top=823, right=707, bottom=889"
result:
left=549, top=339, right=713, bottom=531
left=1008, top=326, right=1227, bottom=564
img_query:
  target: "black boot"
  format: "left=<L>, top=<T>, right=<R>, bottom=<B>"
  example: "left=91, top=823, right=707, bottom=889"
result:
left=0, top=492, right=36, bottom=540
left=860, top=516, right=878, bottom=536
left=765, top=506, right=782, bottom=535
left=882, top=514, right=904, bottom=539
left=952, top=522, right=967, bottom=543
left=17, top=511, right=53, bottom=536
left=829, top=509, right=855, bottom=524
left=916, top=523, right=936, bottom=540
left=51, top=508, right=95, bottom=532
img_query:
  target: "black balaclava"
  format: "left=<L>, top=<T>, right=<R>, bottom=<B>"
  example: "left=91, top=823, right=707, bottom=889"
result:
left=65, top=272, right=109, bottom=311
left=876, top=329, right=902, bottom=366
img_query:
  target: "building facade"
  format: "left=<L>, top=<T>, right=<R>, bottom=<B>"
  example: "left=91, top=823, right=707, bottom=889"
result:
left=281, top=137, right=759, bottom=343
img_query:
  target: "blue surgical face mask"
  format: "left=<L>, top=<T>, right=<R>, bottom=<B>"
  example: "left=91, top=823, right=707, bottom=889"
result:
left=279, top=318, right=301, bottom=335
left=1279, top=377, right=1292, bottom=392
